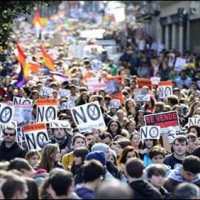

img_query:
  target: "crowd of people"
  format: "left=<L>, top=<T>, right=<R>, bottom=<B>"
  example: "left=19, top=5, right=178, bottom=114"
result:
left=0, top=4, right=200, bottom=200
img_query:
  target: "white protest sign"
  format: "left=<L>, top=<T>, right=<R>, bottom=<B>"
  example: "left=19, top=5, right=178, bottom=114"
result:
left=151, top=77, right=161, bottom=85
left=40, top=87, right=53, bottom=96
left=167, top=126, right=176, bottom=144
left=140, top=126, right=161, bottom=140
left=23, top=123, right=49, bottom=150
left=188, top=118, right=200, bottom=127
left=0, top=103, right=15, bottom=125
left=36, top=99, right=58, bottom=122
left=60, top=101, right=75, bottom=110
left=108, top=99, right=120, bottom=109
left=58, top=89, right=70, bottom=97
left=13, top=105, right=32, bottom=126
left=158, top=81, right=173, bottom=99
left=71, top=101, right=106, bottom=132
left=49, top=120, right=71, bottom=129
left=106, top=80, right=120, bottom=95
left=13, top=97, right=33, bottom=105
left=174, top=57, right=186, bottom=72
left=134, top=89, right=150, bottom=102
left=87, top=78, right=107, bottom=92
left=168, top=53, right=175, bottom=68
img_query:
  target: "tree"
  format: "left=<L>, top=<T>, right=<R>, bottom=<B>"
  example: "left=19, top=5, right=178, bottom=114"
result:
left=0, top=0, right=55, bottom=62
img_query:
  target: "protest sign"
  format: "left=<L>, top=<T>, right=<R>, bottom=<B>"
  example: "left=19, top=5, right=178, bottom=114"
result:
left=106, top=80, right=120, bottom=95
left=36, top=99, right=58, bottom=122
left=188, top=118, right=200, bottom=127
left=23, top=123, right=49, bottom=150
left=0, top=103, right=15, bottom=125
left=40, top=87, right=53, bottom=96
left=137, top=78, right=153, bottom=90
left=107, top=76, right=123, bottom=86
left=49, top=120, right=71, bottom=129
left=58, top=89, right=70, bottom=97
left=144, top=111, right=180, bottom=133
left=87, top=78, right=107, bottom=92
left=140, top=126, right=161, bottom=140
left=110, top=92, right=123, bottom=104
left=168, top=53, right=175, bottom=68
left=13, top=105, right=32, bottom=126
left=158, top=81, right=173, bottom=99
left=13, top=97, right=33, bottom=105
left=71, top=101, right=106, bottom=132
left=134, top=88, right=150, bottom=102
left=174, top=57, right=186, bottom=72
left=108, top=99, right=120, bottom=109
left=59, top=101, right=75, bottom=110
left=151, top=77, right=161, bottom=85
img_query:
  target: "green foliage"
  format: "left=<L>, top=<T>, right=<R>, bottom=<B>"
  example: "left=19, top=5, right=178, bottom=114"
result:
left=0, top=0, right=54, bottom=61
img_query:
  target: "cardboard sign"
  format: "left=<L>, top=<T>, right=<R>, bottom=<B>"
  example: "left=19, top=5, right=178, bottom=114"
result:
left=58, top=89, right=70, bottom=97
left=140, top=126, right=161, bottom=140
left=0, top=103, right=15, bottom=125
left=188, top=118, right=200, bottom=127
left=87, top=78, right=107, bottom=92
left=168, top=53, right=175, bottom=68
left=108, top=99, right=120, bottom=109
left=49, top=120, right=71, bottom=129
left=40, top=87, right=53, bottom=96
left=158, top=81, right=173, bottom=99
left=110, top=92, right=123, bottom=104
left=151, top=77, right=161, bottom=85
left=59, top=101, right=75, bottom=110
left=36, top=99, right=58, bottom=122
left=13, top=97, right=33, bottom=105
left=106, top=80, right=120, bottom=95
left=144, top=111, right=180, bottom=134
left=174, top=57, right=186, bottom=72
left=23, top=123, right=49, bottom=150
left=71, top=101, right=106, bottom=132
left=13, top=105, right=32, bottom=126
left=137, top=78, right=153, bottom=90
left=107, top=76, right=123, bottom=86
left=134, top=88, right=150, bottom=102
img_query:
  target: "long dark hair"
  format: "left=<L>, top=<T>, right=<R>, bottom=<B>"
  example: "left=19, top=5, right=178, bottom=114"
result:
left=107, top=120, right=122, bottom=137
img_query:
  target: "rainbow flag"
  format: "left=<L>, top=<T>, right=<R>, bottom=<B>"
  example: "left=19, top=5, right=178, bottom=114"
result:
left=40, top=44, right=56, bottom=71
left=16, top=43, right=29, bottom=80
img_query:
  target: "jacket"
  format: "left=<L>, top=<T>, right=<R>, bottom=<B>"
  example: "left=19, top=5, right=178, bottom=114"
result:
left=0, top=141, right=26, bottom=161
left=164, top=165, right=200, bottom=194
left=75, top=185, right=95, bottom=199
left=129, top=179, right=162, bottom=199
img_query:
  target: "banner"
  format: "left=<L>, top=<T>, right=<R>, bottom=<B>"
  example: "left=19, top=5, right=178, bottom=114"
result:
left=36, top=99, right=58, bottom=122
left=13, top=105, right=32, bottom=126
left=87, top=78, right=107, bottom=92
left=0, top=103, right=15, bottom=125
left=137, top=78, right=153, bottom=90
left=13, top=97, right=33, bottom=105
left=71, top=101, right=106, bottom=132
left=140, top=126, right=161, bottom=140
left=107, top=76, right=123, bottom=86
left=144, top=111, right=180, bottom=133
left=49, top=120, right=71, bottom=129
left=134, top=88, right=150, bottom=102
left=108, top=99, right=120, bottom=109
left=59, top=101, right=75, bottom=110
left=158, top=81, right=173, bottom=99
left=23, top=123, right=49, bottom=150
left=188, top=118, right=200, bottom=127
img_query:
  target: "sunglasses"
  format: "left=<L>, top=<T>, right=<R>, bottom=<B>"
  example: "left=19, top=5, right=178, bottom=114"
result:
left=3, top=133, right=16, bottom=136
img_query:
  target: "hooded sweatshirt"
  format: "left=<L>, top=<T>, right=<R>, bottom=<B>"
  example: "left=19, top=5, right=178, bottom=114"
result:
left=75, top=184, right=95, bottom=199
left=164, top=165, right=200, bottom=194
left=129, top=179, right=161, bottom=199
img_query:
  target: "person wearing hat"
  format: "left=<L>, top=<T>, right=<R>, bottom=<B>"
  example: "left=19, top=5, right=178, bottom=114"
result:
left=68, top=84, right=79, bottom=102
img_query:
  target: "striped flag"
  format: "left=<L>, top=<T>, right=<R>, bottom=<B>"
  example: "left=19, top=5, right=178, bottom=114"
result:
left=40, top=44, right=56, bottom=71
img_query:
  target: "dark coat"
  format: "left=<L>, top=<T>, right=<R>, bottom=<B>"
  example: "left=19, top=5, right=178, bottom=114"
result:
left=0, top=141, right=26, bottom=161
left=129, top=179, right=162, bottom=199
